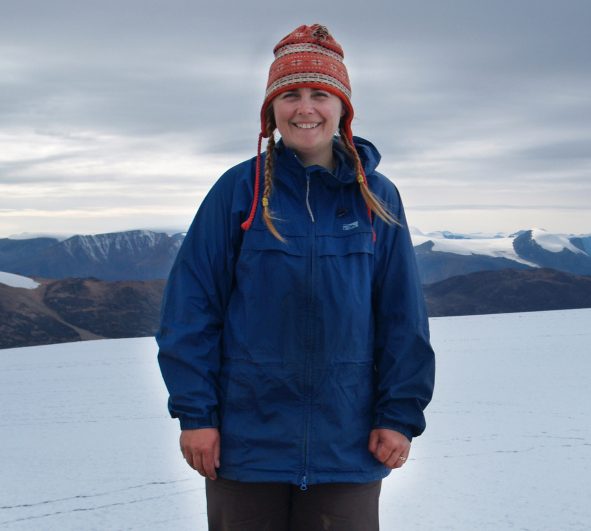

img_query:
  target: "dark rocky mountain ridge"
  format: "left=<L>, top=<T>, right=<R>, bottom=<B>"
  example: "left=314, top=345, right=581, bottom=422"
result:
left=0, top=277, right=165, bottom=349
left=2, top=267, right=590, bottom=349
left=424, top=268, right=591, bottom=317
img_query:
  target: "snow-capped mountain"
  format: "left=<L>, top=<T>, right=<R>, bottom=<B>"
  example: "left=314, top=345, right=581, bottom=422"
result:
left=572, top=234, right=591, bottom=255
left=1, top=227, right=590, bottom=283
left=413, top=228, right=591, bottom=283
left=0, top=230, right=184, bottom=281
left=513, top=229, right=591, bottom=275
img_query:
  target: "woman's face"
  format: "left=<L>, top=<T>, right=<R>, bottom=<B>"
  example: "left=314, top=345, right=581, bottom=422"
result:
left=272, top=87, right=344, bottom=166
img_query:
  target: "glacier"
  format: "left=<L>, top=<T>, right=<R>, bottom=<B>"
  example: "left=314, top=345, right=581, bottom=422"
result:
left=0, top=271, right=39, bottom=290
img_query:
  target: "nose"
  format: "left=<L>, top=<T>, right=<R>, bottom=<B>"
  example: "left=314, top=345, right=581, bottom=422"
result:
left=296, top=93, right=314, bottom=114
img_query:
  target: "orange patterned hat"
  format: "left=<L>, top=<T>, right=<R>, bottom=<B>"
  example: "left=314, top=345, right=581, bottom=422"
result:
left=260, top=24, right=354, bottom=139
left=242, top=25, right=357, bottom=233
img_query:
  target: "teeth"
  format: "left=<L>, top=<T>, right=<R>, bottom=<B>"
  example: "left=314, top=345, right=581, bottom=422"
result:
left=294, top=123, right=320, bottom=129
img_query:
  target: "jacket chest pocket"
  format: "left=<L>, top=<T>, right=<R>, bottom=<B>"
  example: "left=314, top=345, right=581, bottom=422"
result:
left=312, top=230, right=376, bottom=363
left=225, top=225, right=376, bottom=365
left=225, top=229, right=309, bottom=364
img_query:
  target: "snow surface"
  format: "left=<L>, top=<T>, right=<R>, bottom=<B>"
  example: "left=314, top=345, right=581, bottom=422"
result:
left=0, top=271, right=39, bottom=289
left=410, top=228, right=590, bottom=267
left=531, top=228, right=585, bottom=254
left=577, top=235, right=591, bottom=255
left=1, top=309, right=590, bottom=530
left=411, top=234, right=538, bottom=267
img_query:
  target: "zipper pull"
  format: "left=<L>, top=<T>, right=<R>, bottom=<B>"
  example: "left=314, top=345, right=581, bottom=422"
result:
left=299, top=475, right=308, bottom=491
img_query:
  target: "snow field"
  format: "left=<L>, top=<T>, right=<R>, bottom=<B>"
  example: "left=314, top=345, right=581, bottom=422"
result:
left=0, top=272, right=39, bottom=289
left=0, top=309, right=589, bottom=530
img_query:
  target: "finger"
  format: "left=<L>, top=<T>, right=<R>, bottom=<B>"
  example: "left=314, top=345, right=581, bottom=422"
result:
left=181, top=445, right=196, bottom=469
left=194, top=452, right=207, bottom=478
left=397, top=453, right=409, bottom=468
left=368, top=431, right=379, bottom=454
left=180, top=436, right=187, bottom=459
left=376, top=442, right=393, bottom=464
left=214, top=439, right=221, bottom=469
left=394, top=453, right=409, bottom=468
left=202, top=451, right=217, bottom=480
left=181, top=446, right=193, bottom=469
left=386, top=449, right=404, bottom=469
left=390, top=447, right=410, bottom=469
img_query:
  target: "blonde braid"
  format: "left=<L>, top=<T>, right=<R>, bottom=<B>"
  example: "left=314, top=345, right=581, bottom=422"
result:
left=262, top=112, right=286, bottom=242
left=340, top=130, right=399, bottom=226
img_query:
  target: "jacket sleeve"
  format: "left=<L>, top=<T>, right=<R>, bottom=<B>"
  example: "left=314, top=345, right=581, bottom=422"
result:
left=156, top=167, right=245, bottom=430
left=371, top=179, right=436, bottom=441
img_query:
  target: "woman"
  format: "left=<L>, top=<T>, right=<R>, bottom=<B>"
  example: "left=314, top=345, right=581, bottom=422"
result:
left=157, top=24, right=435, bottom=531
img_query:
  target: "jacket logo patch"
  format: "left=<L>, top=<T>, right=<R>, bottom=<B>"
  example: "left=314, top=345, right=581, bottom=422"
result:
left=342, top=221, right=359, bottom=231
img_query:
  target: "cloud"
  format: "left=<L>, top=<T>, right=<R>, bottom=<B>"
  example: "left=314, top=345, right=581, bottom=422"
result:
left=1, top=0, right=590, bottom=236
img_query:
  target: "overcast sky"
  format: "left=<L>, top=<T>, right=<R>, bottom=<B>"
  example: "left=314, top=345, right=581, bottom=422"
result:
left=1, top=0, right=590, bottom=238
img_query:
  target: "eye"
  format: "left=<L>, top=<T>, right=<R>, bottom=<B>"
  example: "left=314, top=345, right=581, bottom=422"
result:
left=313, top=90, right=330, bottom=98
left=281, top=91, right=298, bottom=99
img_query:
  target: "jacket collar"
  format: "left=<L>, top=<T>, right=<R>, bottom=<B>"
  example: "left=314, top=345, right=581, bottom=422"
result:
left=273, top=136, right=381, bottom=188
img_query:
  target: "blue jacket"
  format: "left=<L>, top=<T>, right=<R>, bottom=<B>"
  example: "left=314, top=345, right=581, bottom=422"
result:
left=157, top=137, right=435, bottom=488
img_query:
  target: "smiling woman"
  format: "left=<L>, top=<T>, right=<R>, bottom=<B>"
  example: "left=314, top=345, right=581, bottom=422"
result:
left=272, top=88, right=345, bottom=168
left=156, top=23, right=435, bottom=531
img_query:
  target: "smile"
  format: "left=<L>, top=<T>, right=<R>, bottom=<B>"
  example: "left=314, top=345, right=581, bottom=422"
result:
left=293, top=123, right=320, bottom=129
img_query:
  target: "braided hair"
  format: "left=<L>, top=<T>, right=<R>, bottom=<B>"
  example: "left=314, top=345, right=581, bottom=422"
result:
left=338, top=128, right=399, bottom=227
left=261, top=110, right=285, bottom=242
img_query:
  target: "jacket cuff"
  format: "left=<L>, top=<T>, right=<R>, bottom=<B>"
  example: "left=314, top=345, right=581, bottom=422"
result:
left=373, top=414, right=414, bottom=442
left=177, top=411, right=219, bottom=431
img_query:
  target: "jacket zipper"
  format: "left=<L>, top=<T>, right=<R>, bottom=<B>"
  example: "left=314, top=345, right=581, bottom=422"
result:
left=305, top=174, right=315, bottom=223
left=300, top=171, right=315, bottom=491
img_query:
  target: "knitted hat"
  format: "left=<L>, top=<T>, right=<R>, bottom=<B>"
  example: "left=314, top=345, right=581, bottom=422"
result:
left=242, top=24, right=368, bottom=233
left=260, top=24, right=354, bottom=140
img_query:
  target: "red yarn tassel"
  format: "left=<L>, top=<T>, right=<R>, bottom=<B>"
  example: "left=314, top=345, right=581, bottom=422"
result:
left=348, top=129, right=376, bottom=242
left=241, top=133, right=264, bottom=231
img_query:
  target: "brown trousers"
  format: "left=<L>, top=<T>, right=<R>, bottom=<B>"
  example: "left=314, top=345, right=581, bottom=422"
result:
left=205, top=477, right=381, bottom=531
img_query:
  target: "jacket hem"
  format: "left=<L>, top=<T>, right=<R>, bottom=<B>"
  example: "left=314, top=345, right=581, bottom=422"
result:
left=218, top=466, right=390, bottom=486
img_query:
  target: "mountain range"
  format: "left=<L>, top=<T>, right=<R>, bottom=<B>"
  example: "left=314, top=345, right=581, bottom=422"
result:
left=0, top=230, right=184, bottom=281
left=424, top=268, right=591, bottom=317
left=1, top=227, right=590, bottom=349
left=2, top=227, right=590, bottom=283
left=412, top=228, right=591, bottom=283
left=0, top=274, right=165, bottom=349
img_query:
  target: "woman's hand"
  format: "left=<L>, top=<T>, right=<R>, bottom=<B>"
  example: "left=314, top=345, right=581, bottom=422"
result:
left=368, top=428, right=410, bottom=469
left=180, top=428, right=220, bottom=480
